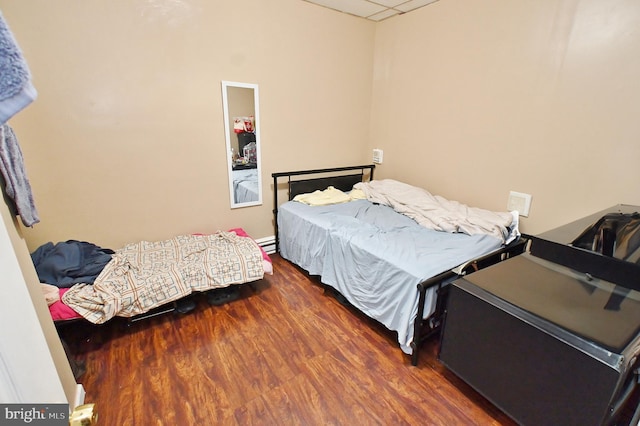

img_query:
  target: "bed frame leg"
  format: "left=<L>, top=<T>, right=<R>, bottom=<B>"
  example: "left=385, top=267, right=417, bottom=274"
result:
left=411, top=282, right=427, bottom=366
left=411, top=343, right=419, bottom=366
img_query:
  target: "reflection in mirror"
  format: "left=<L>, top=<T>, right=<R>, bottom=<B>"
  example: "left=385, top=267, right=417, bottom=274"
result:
left=221, top=81, right=262, bottom=208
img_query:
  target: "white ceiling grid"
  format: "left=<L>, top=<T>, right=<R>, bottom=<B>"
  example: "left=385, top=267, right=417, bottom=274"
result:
left=302, top=0, right=438, bottom=22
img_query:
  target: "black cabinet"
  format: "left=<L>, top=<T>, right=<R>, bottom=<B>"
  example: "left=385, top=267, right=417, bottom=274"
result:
left=439, top=254, right=640, bottom=425
left=439, top=205, right=640, bottom=425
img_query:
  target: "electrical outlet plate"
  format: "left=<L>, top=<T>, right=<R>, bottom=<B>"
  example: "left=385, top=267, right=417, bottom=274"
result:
left=373, top=148, right=383, bottom=164
left=507, top=191, right=532, bottom=217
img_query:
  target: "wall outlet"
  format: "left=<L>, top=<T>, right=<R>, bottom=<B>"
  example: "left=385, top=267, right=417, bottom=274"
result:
left=507, top=191, right=532, bottom=217
left=373, top=148, right=383, bottom=164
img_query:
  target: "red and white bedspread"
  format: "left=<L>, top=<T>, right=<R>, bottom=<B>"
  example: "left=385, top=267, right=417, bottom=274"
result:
left=59, top=231, right=266, bottom=324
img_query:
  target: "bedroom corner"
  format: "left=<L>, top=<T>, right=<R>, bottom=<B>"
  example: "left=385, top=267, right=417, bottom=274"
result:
left=0, top=6, right=86, bottom=421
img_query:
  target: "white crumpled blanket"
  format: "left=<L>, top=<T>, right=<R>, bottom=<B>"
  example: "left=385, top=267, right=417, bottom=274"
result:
left=354, top=179, right=519, bottom=244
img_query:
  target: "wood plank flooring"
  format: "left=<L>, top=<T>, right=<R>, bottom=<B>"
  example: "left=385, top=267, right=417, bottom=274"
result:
left=58, top=254, right=517, bottom=425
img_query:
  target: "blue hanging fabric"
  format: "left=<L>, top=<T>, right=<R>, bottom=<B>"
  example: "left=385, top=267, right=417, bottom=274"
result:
left=0, top=10, right=37, bottom=124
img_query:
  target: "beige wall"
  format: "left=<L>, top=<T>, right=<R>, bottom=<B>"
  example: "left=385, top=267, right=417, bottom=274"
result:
left=370, top=0, right=640, bottom=234
left=1, top=0, right=375, bottom=250
left=3, top=0, right=640, bottom=250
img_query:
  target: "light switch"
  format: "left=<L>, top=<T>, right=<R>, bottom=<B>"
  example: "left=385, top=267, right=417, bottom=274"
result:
left=373, top=149, right=383, bottom=164
left=507, top=191, right=532, bottom=217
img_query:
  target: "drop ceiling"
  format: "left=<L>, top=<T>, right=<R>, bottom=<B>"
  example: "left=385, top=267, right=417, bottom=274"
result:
left=302, top=0, right=438, bottom=22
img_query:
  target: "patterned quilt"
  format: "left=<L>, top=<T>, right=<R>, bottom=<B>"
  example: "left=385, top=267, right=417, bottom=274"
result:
left=61, top=232, right=264, bottom=324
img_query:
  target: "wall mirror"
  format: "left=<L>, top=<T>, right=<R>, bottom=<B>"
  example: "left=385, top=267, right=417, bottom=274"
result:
left=222, top=81, right=263, bottom=208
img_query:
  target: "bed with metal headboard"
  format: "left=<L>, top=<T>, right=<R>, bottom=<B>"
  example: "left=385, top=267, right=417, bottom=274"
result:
left=271, top=164, right=526, bottom=365
left=272, top=164, right=375, bottom=251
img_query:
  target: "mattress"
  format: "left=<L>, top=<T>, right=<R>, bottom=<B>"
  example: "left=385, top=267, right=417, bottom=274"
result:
left=278, top=198, right=505, bottom=354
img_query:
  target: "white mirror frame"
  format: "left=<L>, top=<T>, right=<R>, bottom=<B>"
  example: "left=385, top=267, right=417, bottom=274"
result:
left=221, top=81, right=263, bottom=208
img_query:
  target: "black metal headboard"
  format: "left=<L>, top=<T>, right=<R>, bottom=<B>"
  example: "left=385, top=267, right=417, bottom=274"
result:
left=271, top=164, right=375, bottom=252
left=287, top=174, right=364, bottom=200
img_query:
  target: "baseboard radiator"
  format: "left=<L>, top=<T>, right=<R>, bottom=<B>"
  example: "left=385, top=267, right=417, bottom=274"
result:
left=255, top=235, right=276, bottom=255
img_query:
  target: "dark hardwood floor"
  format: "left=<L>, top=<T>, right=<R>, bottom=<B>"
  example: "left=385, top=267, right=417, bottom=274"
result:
left=58, top=254, right=517, bottom=425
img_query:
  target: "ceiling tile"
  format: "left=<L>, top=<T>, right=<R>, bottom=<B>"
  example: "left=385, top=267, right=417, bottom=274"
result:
left=302, top=0, right=438, bottom=21
left=369, top=0, right=406, bottom=7
left=368, top=9, right=400, bottom=22
left=304, top=0, right=386, bottom=18
left=394, top=0, right=438, bottom=13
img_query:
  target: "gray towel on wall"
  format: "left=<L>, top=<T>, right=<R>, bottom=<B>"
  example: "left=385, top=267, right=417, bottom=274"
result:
left=0, top=124, right=39, bottom=226
left=0, top=10, right=37, bottom=124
